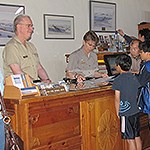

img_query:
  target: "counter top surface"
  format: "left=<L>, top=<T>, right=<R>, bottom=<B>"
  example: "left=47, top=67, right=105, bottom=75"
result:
left=4, top=84, right=113, bottom=104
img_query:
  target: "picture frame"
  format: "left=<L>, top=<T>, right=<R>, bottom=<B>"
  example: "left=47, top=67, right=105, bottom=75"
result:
left=90, top=1, right=116, bottom=32
left=0, top=3, right=25, bottom=46
left=43, top=14, right=74, bottom=39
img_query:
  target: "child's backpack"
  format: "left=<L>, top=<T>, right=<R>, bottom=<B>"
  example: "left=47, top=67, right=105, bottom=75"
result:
left=137, top=82, right=150, bottom=114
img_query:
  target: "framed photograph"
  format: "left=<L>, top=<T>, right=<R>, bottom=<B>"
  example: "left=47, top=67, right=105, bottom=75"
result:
left=90, top=1, right=116, bottom=32
left=43, top=14, right=74, bottom=39
left=0, top=4, right=25, bottom=46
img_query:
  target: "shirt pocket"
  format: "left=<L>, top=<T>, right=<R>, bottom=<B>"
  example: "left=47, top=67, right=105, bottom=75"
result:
left=20, top=54, right=31, bottom=69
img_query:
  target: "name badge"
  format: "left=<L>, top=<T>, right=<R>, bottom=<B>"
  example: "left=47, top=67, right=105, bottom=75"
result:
left=23, top=55, right=28, bottom=58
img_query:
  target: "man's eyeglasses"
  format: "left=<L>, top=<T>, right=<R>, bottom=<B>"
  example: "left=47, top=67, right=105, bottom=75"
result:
left=130, top=47, right=139, bottom=51
left=18, top=23, right=34, bottom=28
left=86, top=42, right=96, bottom=48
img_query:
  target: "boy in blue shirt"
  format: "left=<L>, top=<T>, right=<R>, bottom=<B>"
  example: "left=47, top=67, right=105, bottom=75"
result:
left=136, top=40, right=150, bottom=128
left=112, top=54, right=142, bottom=150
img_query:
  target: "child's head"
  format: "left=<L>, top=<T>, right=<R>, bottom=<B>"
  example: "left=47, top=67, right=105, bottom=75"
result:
left=138, top=28, right=150, bottom=42
left=139, top=40, right=150, bottom=61
left=115, top=54, right=132, bottom=73
left=130, top=39, right=141, bottom=58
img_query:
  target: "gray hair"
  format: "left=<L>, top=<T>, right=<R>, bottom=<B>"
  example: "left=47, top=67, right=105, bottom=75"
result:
left=13, top=14, right=31, bottom=32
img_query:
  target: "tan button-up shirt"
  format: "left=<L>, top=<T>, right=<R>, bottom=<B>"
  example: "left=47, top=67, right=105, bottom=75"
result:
left=3, top=36, right=40, bottom=80
left=128, top=54, right=141, bottom=73
left=66, top=47, right=99, bottom=77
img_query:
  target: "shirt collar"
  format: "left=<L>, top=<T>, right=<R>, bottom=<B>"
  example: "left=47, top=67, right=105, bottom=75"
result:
left=81, top=46, right=91, bottom=58
left=13, top=35, right=28, bottom=45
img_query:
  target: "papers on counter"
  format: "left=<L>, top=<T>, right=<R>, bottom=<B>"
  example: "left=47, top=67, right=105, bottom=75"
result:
left=94, top=75, right=116, bottom=83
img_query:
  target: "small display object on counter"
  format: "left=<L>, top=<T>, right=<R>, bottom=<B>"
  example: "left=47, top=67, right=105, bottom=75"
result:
left=34, top=80, right=69, bottom=96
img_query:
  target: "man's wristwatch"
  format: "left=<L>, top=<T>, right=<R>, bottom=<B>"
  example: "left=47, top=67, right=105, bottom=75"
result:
left=43, top=78, right=51, bottom=82
left=74, top=73, right=78, bottom=79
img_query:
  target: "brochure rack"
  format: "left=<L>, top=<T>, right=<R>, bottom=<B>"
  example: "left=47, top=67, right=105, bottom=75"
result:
left=4, top=74, right=40, bottom=99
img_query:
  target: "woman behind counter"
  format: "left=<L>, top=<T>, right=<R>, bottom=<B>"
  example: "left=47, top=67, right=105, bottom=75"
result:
left=65, top=30, right=108, bottom=83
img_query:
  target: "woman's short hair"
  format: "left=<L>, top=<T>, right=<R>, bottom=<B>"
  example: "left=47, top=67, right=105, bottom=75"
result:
left=83, top=31, right=99, bottom=46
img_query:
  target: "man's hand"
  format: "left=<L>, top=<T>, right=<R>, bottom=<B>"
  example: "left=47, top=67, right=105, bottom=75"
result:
left=76, top=74, right=86, bottom=83
left=42, top=79, right=51, bottom=83
left=94, top=72, right=108, bottom=78
left=117, top=29, right=125, bottom=37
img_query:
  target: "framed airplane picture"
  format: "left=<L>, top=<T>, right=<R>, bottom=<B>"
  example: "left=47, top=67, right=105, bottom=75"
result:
left=0, top=3, right=25, bottom=46
left=43, top=14, right=75, bottom=39
left=90, top=1, right=116, bottom=32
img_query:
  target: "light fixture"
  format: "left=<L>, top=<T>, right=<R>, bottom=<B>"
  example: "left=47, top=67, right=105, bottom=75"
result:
left=15, top=7, right=24, bottom=15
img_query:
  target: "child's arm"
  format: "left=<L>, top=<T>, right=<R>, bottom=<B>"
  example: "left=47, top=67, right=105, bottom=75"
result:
left=114, top=90, right=120, bottom=118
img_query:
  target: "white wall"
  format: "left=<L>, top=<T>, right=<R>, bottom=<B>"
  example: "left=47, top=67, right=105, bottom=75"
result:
left=0, top=0, right=150, bottom=81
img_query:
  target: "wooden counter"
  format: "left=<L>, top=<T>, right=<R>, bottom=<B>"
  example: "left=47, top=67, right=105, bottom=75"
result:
left=4, top=86, right=149, bottom=150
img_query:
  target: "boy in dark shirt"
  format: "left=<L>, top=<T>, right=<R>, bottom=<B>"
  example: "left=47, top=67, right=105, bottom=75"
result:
left=112, top=54, right=142, bottom=150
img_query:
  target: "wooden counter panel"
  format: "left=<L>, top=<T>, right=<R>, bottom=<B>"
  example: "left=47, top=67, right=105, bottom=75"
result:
left=80, top=91, right=123, bottom=150
left=33, top=135, right=82, bottom=150
left=140, top=113, right=150, bottom=149
left=141, top=128, right=150, bottom=150
left=32, top=119, right=80, bottom=149
left=29, top=102, right=80, bottom=149
left=29, top=103, right=80, bottom=127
